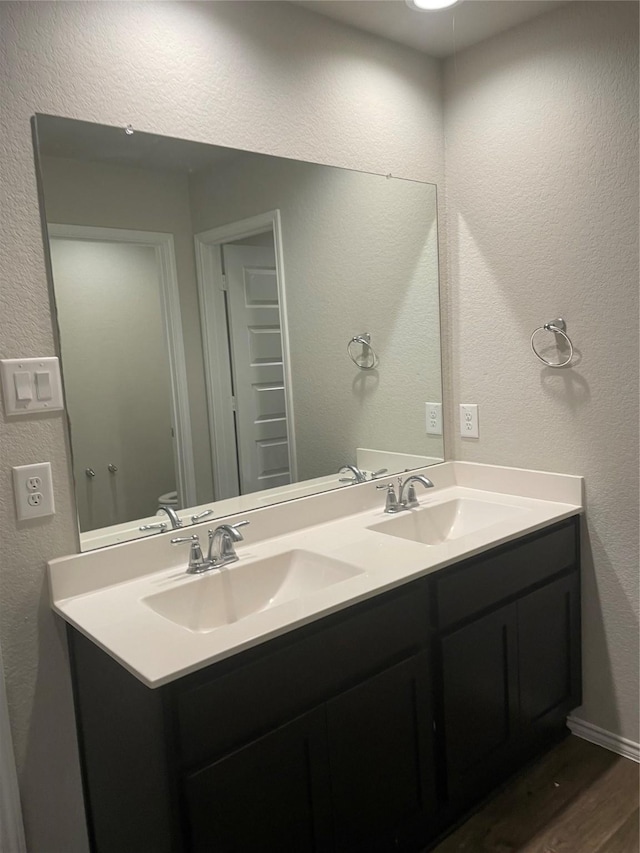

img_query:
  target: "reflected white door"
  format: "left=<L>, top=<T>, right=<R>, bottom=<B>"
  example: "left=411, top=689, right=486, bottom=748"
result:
left=49, top=237, right=177, bottom=528
left=223, top=244, right=291, bottom=494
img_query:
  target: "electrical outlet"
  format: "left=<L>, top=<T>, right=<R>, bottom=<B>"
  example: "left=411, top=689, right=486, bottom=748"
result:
left=459, top=403, right=479, bottom=439
left=425, top=402, right=443, bottom=435
left=13, top=462, right=55, bottom=520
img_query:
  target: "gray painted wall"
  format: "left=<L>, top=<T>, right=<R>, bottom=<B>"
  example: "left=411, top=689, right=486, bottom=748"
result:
left=443, top=1, right=639, bottom=743
left=0, top=1, right=637, bottom=851
left=0, top=3, right=443, bottom=850
left=189, top=154, right=443, bottom=479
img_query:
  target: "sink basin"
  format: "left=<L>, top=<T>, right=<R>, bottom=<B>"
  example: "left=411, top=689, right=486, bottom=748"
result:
left=368, top=498, right=529, bottom=545
left=142, top=550, right=364, bottom=633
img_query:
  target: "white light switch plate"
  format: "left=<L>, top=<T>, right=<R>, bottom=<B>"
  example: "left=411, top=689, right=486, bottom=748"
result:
left=13, top=462, right=56, bottom=520
left=425, top=402, right=443, bottom=435
left=459, top=403, right=479, bottom=439
left=1, top=357, right=64, bottom=415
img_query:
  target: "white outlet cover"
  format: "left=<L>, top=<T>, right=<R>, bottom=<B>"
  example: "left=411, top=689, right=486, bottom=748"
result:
left=425, top=402, right=443, bottom=436
left=1, top=357, right=64, bottom=416
left=13, top=462, right=55, bottom=520
left=459, top=403, right=479, bottom=439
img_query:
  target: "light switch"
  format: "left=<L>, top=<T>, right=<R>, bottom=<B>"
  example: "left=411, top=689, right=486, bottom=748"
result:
left=0, top=357, right=64, bottom=415
left=35, top=371, right=52, bottom=401
left=14, top=371, right=33, bottom=402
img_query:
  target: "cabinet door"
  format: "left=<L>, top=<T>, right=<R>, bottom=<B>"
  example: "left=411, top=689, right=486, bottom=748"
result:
left=439, top=603, right=519, bottom=806
left=183, top=707, right=331, bottom=853
left=518, top=572, right=581, bottom=749
left=326, top=652, right=436, bottom=853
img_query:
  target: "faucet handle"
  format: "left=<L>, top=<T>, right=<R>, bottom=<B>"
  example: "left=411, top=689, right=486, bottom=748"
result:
left=371, top=468, right=388, bottom=479
left=171, top=534, right=208, bottom=573
left=405, top=484, right=418, bottom=506
left=206, top=521, right=250, bottom=565
left=229, top=520, right=250, bottom=536
left=191, top=509, right=214, bottom=524
left=376, top=482, right=400, bottom=514
left=139, top=522, right=167, bottom=532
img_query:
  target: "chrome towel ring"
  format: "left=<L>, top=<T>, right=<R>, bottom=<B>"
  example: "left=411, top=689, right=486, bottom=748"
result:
left=347, top=333, right=379, bottom=370
left=530, top=318, right=574, bottom=368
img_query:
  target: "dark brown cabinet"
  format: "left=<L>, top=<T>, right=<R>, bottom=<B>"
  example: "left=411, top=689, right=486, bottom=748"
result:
left=184, top=708, right=332, bottom=853
left=182, top=652, right=436, bottom=853
left=434, top=521, right=581, bottom=813
left=518, top=572, right=581, bottom=745
left=70, top=581, right=436, bottom=853
left=326, top=652, right=434, bottom=852
left=439, top=603, right=520, bottom=806
left=68, top=516, right=581, bottom=853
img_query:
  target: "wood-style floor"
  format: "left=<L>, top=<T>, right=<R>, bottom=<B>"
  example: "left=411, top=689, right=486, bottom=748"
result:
left=431, top=736, right=639, bottom=853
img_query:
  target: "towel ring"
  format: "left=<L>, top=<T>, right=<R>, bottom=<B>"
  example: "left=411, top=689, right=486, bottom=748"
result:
left=347, top=333, right=379, bottom=370
left=530, top=318, right=574, bottom=368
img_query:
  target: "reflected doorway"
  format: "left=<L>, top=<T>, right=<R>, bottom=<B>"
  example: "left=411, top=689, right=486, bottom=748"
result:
left=48, top=224, right=196, bottom=530
left=195, top=211, right=296, bottom=500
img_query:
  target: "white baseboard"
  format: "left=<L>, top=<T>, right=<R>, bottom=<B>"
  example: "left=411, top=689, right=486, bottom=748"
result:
left=567, top=715, right=640, bottom=763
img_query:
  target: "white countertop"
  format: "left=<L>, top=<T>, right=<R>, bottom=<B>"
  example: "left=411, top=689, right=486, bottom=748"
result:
left=48, top=462, right=583, bottom=688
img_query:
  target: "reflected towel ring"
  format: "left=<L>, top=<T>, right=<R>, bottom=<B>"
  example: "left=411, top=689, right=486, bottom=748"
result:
left=530, top=318, right=574, bottom=368
left=347, top=333, right=379, bottom=370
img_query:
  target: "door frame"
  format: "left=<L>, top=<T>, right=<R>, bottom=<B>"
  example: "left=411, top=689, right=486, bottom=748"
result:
left=194, top=210, right=297, bottom=500
left=0, top=641, right=26, bottom=853
left=47, top=223, right=197, bottom=508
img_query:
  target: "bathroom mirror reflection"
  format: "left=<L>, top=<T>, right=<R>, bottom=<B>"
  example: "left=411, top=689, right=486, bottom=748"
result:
left=33, top=114, right=443, bottom=551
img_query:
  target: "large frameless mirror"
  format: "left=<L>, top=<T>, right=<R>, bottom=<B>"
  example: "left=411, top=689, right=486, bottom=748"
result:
left=33, top=114, right=444, bottom=551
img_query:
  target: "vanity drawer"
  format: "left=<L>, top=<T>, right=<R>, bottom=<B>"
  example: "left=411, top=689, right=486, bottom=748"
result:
left=175, top=581, right=429, bottom=767
left=432, top=518, right=579, bottom=630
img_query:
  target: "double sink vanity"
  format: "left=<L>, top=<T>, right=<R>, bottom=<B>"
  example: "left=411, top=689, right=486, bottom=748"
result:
left=49, top=461, right=583, bottom=852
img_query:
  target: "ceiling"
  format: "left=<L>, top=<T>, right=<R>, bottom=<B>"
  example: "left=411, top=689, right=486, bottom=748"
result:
left=293, top=1, right=569, bottom=58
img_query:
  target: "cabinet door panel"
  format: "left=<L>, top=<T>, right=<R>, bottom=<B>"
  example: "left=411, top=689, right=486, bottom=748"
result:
left=178, top=582, right=428, bottom=766
left=518, top=572, right=581, bottom=740
left=183, top=708, right=331, bottom=853
left=434, top=519, right=578, bottom=629
left=326, top=653, right=435, bottom=852
left=440, top=603, right=518, bottom=804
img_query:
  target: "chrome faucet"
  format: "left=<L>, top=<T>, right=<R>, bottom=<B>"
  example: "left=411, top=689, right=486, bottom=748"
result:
left=207, top=521, right=250, bottom=567
left=157, top=505, right=183, bottom=529
left=171, top=521, right=250, bottom=574
left=339, top=464, right=368, bottom=484
left=398, top=475, right=434, bottom=508
left=377, top=475, right=435, bottom=513
left=339, top=464, right=388, bottom=484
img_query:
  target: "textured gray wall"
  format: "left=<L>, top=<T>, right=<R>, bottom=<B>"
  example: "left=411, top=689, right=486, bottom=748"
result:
left=0, top=3, right=443, bottom=850
left=189, top=154, right=443, bottom=479
left=1, top=2, right=637, bottom=852
left=443, top=1, right=639, bottom=743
